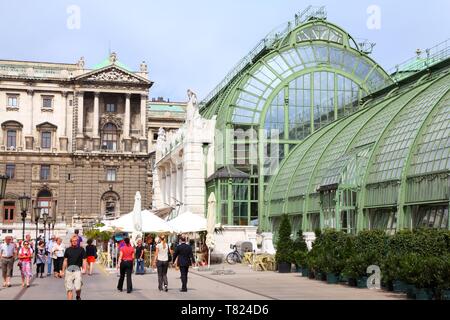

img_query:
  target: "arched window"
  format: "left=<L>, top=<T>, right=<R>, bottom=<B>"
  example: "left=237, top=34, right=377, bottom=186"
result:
left=102, top=123, right=118, bottom=151
left=101, top=191, right=120, bottom=219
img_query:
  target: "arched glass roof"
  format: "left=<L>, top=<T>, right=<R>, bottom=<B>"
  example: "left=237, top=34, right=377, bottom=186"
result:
left=202, top=20, right=392, bottom=127
left=266, top=64, right=450, bottom=215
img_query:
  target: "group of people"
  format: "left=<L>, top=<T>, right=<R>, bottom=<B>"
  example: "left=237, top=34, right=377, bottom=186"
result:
left=116, top=234, right=196, bottom=293
left=2, top=230, right=198, bottom=299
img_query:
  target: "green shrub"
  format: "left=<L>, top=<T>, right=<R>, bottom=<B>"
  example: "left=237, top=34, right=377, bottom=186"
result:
left=275, top=214, right=294, bottom=264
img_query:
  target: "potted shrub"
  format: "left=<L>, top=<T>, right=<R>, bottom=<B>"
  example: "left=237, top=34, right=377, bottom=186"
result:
left=275, top=214, right=294, bottom=273
left=438, top=254, right=450, bottom=300
left=293, top=230, right=308, bottom=274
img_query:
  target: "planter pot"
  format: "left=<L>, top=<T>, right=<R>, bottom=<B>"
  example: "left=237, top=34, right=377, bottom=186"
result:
left=415, top=288, right=433, bottom=300
left=406, top=284, right=416, bottom=299
left=393, top=280, right=407, bottom=293
left=315, top=272, right=326, bottom=281
left=326, top=273, right=339, bottom=284
left=296, top=266, right=302, bottom=273
left=278, top=262, right=291, bottom=273
left=357, top=276, right=368, bottom=289
left=441, top=289, right=450, bottom=300
left=348, top=278, right=357, bottom=287
left=302, top=267, right=309, bottom=277
left=339, top=274, right=349, bottom=283
left=308, top=270, right=315, bottom=279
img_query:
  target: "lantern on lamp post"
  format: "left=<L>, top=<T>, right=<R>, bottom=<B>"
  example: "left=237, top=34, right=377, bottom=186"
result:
left=34, top=206, right=41, bottom=248
left=18, top=194, right=31, bottom=241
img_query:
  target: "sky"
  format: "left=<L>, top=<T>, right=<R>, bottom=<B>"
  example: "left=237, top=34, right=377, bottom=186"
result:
left=0, top=0, right=449, bottom=102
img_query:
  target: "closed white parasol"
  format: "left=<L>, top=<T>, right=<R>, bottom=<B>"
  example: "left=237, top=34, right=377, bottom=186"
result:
left=205, top=192, right=217, bottom=268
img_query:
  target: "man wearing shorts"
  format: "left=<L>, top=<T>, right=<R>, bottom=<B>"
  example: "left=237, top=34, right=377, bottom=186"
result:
left=61, top=235, right=87, bottom=300
left=0, top=236, right=16, bottom=287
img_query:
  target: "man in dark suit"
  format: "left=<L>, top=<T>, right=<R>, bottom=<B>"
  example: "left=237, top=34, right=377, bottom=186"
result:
left=172, top=236, right=195, bottom=292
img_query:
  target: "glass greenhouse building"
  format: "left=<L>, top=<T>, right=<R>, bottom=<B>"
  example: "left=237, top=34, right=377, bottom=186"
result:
left=200, top=9, right=449, bottom=234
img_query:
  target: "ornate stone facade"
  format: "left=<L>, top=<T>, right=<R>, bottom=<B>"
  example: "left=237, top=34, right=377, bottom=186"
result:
left=0, top=53, right=153, bottom=238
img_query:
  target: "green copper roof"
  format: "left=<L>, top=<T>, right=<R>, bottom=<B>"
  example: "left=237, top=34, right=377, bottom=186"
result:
left=147, top=103, right=185, bottom=113
left=93, top=58, right=131, bottom=71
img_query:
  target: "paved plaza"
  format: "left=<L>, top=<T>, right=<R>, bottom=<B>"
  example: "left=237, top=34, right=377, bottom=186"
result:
left=0, top=262, right=405, bottom=300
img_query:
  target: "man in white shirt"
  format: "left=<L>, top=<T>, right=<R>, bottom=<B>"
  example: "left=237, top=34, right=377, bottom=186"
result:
left=46, top=235, right=56, bottom=276
left=0, top=236, right=16, bottom=287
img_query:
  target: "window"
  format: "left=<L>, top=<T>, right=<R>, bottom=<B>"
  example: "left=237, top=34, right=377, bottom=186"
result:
left=7, top=130, right=16, bottom=148
left=102, top=123, right=118, bottom=151
left=42, top=97, right=53, bottom=109
left=106, top=168, right=116, bottom=181
left=106, top=103, right=116, bottom=112
left=5, top=164, right=15, bottom=179
left=3, top=202, right=15, bottom=223
left=40, top=165, right=50, bottom=180
left=41, top=132, right=52, bottom=149
left=7, top=95, right=18, bottom=107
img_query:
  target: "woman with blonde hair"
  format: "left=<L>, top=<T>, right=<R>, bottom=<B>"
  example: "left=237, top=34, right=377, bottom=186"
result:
left=153, top=234, right=171, bottom=291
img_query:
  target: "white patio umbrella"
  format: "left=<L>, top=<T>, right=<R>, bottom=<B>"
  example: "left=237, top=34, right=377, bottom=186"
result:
left=110, top=210, right=174, bottom=233
left=205, top=192, right=216, bottom=268
left=167, top=211, right=207, bottom=233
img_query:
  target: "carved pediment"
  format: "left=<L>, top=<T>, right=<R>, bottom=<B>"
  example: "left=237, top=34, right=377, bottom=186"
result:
left=100, top=113, right=123, bottom=130
left=76, top=66, right=150, bottom=85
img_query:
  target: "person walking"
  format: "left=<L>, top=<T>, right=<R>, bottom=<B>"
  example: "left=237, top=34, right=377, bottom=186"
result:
left=45, top=235, right=55, bottom=276
left=35, top=241, right=46, bottom=278
left=172, top=236, right=195, bottom=292
left=61, top=235, right=87, bottom=300
left=135, top=239, right=145, bottom=275
left=51, top=237, right=65, bottom=278
left=116, top=237, right=134, bottom=293
left=1, top=236, right=16, bottom=287
left=74, top=229, right=83, bottom=248
left=18, top=241, right=33, bottom=287
left=153, top=234, right=170, bottom=291
left=85, top=239, right=97, bottom=276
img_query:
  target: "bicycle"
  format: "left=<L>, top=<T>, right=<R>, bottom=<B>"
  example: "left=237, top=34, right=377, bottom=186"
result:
left=226, top=244, right=242, bottom=264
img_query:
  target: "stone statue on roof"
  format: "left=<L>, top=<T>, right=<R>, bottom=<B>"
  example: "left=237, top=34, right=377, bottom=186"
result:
left=77, top=56, right=85, bottom=69
left=140, top=61, right=148, bottom=73
left=157, top=127, right=166, bottom=142
left=109, top=52, right=117, bottom=64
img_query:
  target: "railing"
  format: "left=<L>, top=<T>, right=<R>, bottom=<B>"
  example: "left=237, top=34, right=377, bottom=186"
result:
left=388, top=38, right=450, bottom=80
left=200, top=6, right=327, bottom=107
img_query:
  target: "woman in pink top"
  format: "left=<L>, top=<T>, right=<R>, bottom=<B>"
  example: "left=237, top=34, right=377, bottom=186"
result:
left=116, top=238, right=134, bottom=293
left=18, top=241, right=33, bottom=287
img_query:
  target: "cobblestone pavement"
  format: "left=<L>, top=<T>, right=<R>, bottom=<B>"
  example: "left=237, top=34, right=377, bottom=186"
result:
left=0, top=263, right=405, bottom=300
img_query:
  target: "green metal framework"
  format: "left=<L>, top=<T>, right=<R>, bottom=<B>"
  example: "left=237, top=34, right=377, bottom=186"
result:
left=200, top=17, right=392, bottom=229
left=265, top=59, right=450, bottom=234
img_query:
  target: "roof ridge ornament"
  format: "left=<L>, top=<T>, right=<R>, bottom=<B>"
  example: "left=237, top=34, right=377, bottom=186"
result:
left=109, top=52, right=117, bottom=64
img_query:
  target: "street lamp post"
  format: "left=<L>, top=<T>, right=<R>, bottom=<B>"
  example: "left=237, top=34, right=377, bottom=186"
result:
left=18, top=194, right=31, bottom=240
left=0, top=175, right=8, bottom=200
left=34, top=207, right=41, bottom=250
left=42, top=211, right=49, bottom=244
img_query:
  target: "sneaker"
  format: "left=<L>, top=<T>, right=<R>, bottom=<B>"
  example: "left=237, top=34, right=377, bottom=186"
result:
left=76, top=296, right=81, bottom=300
left=164, top=285, right=168, bottom=292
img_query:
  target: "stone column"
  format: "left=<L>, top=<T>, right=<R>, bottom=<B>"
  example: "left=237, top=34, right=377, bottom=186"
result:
left=165, top=166, right=171, bottom=206
left=76, top=92, right=84, bottom=150
left=25, top=89, right=34, bottom=150
left=139, top=93, right=147, bottom=152
left=123, top=93, right=131, bottom=152
left=171, top=163, right=176, bottom=206
left=93, top=92, right=100, bottom=150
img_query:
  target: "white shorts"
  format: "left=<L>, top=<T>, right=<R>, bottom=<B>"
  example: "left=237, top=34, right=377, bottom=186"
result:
left=65, top=270, right=83, bottom=291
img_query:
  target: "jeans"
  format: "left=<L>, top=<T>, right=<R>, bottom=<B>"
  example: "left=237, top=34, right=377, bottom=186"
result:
left=117, top=261, right=133, bottom=293
left=156, top=260, right=168, bottom=289
left=47, top=258, right=52, bottom=275
left=135, top=259, right=145, bottom=274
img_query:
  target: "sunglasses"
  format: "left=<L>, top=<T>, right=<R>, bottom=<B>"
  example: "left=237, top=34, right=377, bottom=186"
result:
left=24, top=243, right=29, bottom=245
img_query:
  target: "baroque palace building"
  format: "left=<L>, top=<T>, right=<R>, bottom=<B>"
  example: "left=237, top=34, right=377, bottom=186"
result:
left=0, top=53, right=154, bottom=238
